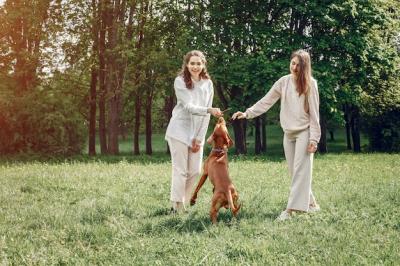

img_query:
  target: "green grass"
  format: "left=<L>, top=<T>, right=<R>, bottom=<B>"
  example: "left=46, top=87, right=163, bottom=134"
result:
left=1, top=152, right=399, bottom=264
left=0, top=125, right=392, bottom=264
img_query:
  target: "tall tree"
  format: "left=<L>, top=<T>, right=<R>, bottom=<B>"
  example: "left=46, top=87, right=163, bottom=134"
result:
left=88, top=0, right=99, bottom=156
left=0, top=0, right=89, bottom=155
left=0, top=0, right=58, bottom=92
left=200, top=0, right=289, bottom=154
left=98, top=0, right=110, bottom=154
left=132, top=0, right=149, bottom=155
left=105, top=0, right=122, bottom=155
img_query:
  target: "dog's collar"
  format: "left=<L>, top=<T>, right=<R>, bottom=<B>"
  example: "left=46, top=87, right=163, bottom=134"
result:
left=212, top=148, right=227, bottom=153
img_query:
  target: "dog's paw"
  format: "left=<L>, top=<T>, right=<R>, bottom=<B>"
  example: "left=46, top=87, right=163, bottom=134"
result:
left=190, top=199, right=196, bottom=206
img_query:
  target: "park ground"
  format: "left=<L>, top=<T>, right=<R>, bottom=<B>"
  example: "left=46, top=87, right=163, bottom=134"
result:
left=0, top=127, right=399, bottom=264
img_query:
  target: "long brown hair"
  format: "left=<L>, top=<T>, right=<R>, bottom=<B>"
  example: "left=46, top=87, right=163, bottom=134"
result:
left=291, top=49, right=312, bottom=113
left=179, top=50, right=210, bottom=89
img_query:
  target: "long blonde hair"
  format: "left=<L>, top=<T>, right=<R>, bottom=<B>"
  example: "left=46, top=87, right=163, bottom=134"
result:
left=291, top=49, right=312, bottom=113
left=179, top=50, right=210, bottom=89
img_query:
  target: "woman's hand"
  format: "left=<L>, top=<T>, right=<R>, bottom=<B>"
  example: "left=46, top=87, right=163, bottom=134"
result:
left=191, top=139, right=201, bottom=153
left=207, top=107, right=222, bottom=117
left=231, top=111, right=247, bottom=120
left=307, top=141, right=318, bottom=153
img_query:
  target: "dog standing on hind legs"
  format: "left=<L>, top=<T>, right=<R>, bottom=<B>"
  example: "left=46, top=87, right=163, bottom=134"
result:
left=190, top=117, right=241, bottom=224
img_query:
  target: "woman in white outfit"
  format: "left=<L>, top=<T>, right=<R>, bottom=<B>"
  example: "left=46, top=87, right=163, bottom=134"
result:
left=165, top=50, right=222, bottom=213
left=232, top=49, right=321, bottom=220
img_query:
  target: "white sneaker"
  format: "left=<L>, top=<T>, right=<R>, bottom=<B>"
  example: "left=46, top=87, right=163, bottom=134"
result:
left=308, top=204, right=321, bottom=213
left=276, top=210, right=292, bottom=221
left=171, top=201, right=187, bottom=214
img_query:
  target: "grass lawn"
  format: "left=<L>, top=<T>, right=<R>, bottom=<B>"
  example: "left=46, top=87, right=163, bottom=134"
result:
left=1, top=150, right=399, bottom=264
left=1, top=125, right=398, bottom=264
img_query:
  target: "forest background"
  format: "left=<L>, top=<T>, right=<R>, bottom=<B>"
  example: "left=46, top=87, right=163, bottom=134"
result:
left=0, top=0, right=399, bottom=156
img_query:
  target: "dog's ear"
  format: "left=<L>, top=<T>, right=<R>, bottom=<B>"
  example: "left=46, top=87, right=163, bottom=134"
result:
left=226, top=131, right=234, bottom=148
left=206, top=133, right=214, bottom=145
left=225, top=131, right=233, bottom=148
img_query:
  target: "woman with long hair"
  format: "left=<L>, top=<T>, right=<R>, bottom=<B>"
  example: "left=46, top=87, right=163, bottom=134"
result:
left=165, top=50, right=222, bottom=213
left=232, top=49, right=321, bottom=220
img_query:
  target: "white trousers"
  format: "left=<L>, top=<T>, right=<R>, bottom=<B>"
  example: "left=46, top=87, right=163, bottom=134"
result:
left=283, top=129, right=317, bottom=212
left=168, top=138, right=203, bottom=205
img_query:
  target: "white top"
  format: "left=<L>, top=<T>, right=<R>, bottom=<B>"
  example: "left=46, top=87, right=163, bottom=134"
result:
left=245, top=74, right=321, bottom=143
left=165, top=76, right=214, bottom=146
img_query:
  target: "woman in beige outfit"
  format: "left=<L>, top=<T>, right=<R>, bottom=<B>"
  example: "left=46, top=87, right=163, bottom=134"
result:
left=232, top=50, right=321, bottom=221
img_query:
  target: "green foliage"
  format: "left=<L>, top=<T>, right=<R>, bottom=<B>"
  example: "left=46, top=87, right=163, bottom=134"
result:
left=0, top=77, right=87, bottom=155
left=1, top=0, right=400, bottom=154
left=192, top=0, right=397, bottom=125
left=356, top=0, right=400, bottom=151
left=363, top=111, right=400, bottom=152
left=361, top=58, right=400, bottom=151
left=0, top=0, right=87, bottom=155
left=122, top=0, right=190, bottom=133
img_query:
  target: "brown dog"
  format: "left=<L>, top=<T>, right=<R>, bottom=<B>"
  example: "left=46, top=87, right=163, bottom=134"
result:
left=190, top=117, right=240, bottom=224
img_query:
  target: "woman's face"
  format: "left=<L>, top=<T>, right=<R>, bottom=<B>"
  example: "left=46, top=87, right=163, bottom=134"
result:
left=187, top=55, right=204, bottom=80
left=290, top=56, right=300, bottom=76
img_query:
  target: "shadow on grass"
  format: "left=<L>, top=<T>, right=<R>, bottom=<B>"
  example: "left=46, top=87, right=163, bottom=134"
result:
left=139, top=210, right=210, bottom=234
left=234, top=201, right=285, bottom=222
left=259, top=210, right=283, bottom=221
left=139, top=207, right=246, bottom=234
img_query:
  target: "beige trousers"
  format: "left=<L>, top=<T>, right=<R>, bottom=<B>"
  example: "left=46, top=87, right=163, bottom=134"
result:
left=283, top=129, right=317, bottom=212
left=168, top=138, right=203, bottom=205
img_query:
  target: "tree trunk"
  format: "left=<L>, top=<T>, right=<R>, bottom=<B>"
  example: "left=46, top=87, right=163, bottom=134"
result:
left=351, top=106, right=361, bottom=153
left=133, top=93, right=141, bottom=155
left=106, top=0, right=122, bottom=155
left=261, top=114, right=267, bottom=152
left=114, top=0, right=128, bottom=152
left=164, top=94, right=174, bottom=154
left=343, top=104, right=352, bottom=150
left=108, top=96, right=120, bottom=154
left=132, top=0, right=148, bottom=155
left=319, top=113, right=327, bottom=153
left=230, top=85, right=247, bottom=154
left=88, top=68, right=98, bottom=156
left=88, top=0, right=99, bottom=156
left=232, top=119, right=247, bottom=154
left=145, top=89, right=153, bottom=155
left=98, top=0, right=109, bottom=154
left=329, top=130, right=334, bottom=141
left=254, top=117, right=261, bottom=154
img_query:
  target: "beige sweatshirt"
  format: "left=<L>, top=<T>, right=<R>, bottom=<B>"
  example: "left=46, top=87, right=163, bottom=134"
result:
left=245, top=74, right=321, bottom=143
